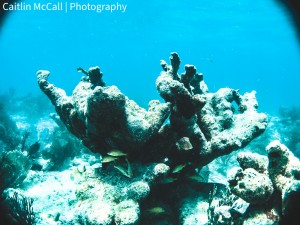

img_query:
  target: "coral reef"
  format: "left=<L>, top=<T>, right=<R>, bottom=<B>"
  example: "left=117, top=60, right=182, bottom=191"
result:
left=207, top=184, right=247, bottom=225
left=266, top=140, right=300, bottom=219
left=154, top=53, right=267, bottom=169
left=5, top=192, right=36, bottom=225
left=227, top=153, right=273, bottom=204
left=34, top=52, right=269, bottom=224
left=37, top=53, right=267, bottom=170
left=227, top=141, right=300, bottom=224
left=0, top=150, right=32, bottom=193
left=37, top=67, right=170, bottom=157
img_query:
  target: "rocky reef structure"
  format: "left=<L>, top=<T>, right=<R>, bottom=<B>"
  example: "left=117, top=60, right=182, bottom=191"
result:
left=154, top=53, right=267, bottom=168
left=227, top=152, right=273, bottom=205
left=227, top=141, right=300, bottom=224
left=267, top=140, right=300, bottom=224
left=37, top=66, right=170, bottom=158
left=37, top=53, right=267, bottom=169
left=35, top=52, right=269, bottom=224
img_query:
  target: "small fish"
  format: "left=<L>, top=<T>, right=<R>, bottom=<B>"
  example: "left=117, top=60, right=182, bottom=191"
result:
left=172, top=164, right=186, bottom=174
left=101, top=156, right=118, bottom=163
left=114, top=165, right=131, bottom=178
left=126, top=158, right=133, bottom=178
left=107, top=150, right=127, bottom=157
left=187, top=175, right=205, bottom=182
left=160, top=177, right=177, bottom=184
left=70, top=173, right=74, bottom=181
left=147, top=206, right=166, bottom=215
left=77, top=165, right=86, bottom=173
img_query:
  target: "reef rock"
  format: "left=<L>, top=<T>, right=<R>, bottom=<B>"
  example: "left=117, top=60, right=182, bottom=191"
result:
left=37, top=53, right=267, bottom=170
left=37, top=68, right=170, bottom=156
left=227, top=166, right=274, bottom=204
left=36, top=53, right=269, bottom=224
left=152, top=53, right=267, bottom=169
left=227, top=152, right=273, bottom=204
left=266, top=140, right=300, bottom=217
left=227, top=142, right=300, bottom=224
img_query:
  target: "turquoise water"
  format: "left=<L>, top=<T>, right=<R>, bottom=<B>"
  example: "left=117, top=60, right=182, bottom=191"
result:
left=0, top=0, right=299, bottom=114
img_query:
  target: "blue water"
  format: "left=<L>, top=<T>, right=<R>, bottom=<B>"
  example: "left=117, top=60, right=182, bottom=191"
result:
left=0, top=0, right=299, bottom=114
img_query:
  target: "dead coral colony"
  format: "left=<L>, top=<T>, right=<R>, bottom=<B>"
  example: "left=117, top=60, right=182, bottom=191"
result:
left=37, top=52, right=267, bottom=170
left=36, top=52, right=268, bottom=223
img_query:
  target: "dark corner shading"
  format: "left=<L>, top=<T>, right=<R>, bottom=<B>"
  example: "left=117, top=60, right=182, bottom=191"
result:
left=0, top=0, right=19, bottom=30
left=275, top=0, right=300, bottom=41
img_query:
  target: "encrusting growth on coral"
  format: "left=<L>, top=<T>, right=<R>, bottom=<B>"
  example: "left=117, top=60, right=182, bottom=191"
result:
left=154, top=52, right=268, bottom=169
left=37, top=67, right=170, bottom=156
left=227, top=141, right=300, bottom=224
left=266, top=140, right=300, bottom=219
left=37, top=52, right=267, bottom=172
left=36, top=52, right=300, bottom=224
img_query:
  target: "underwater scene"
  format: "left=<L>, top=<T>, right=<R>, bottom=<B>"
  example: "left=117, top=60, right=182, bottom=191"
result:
left=0, top=0, right=300, bottom=224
